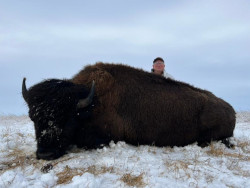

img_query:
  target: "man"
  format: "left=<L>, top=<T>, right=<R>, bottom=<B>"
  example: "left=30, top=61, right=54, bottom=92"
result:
left=151, top=57, right=174, bottom=79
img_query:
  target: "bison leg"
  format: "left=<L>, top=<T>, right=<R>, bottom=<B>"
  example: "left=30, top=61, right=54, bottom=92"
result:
left=197, top=129, right=214, bottom=147
left=198, top=119, right=235, bottom=148
left=198, top=100, right=235, bottom=148
left=198, top=135, right=234, bottom=148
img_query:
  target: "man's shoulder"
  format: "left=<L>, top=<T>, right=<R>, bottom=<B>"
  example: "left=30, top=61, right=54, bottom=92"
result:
left=164, top=72, right=174, bottom=79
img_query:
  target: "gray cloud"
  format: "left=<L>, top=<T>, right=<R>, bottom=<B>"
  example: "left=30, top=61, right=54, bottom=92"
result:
left=0, top=0, right=250, bottom=115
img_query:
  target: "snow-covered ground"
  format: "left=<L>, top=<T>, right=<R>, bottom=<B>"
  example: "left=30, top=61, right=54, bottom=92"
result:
left=0, top=112, right=249, bottom=188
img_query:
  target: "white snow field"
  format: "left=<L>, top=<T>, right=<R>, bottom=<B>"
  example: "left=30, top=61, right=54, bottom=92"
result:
left=0, top=112, right=249, bottom=188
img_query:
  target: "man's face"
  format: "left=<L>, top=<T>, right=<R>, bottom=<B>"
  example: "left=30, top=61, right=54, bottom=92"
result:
left=153, top=60, right=165, bottom=72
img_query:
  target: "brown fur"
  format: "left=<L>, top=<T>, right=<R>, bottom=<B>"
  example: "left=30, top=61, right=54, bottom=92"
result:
left=71, top=62, right=236, bottom=147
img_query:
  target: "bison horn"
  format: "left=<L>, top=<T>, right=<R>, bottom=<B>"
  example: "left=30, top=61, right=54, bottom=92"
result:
left=77, top=81, right=95, bottom=109
left=22, top=77, right=29, bottom=102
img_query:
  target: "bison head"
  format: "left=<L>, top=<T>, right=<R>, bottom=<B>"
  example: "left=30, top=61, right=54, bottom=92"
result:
left=22, top=78, right=95, bottom=160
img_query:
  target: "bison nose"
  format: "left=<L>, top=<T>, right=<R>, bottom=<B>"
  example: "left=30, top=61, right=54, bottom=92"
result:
left=36, top=148, right=62, bottom=160
left=36, top=151, right=56, bottom=160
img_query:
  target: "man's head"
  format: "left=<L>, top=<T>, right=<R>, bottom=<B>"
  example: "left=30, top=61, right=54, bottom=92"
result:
left=152, top=57, right=165, bottom=75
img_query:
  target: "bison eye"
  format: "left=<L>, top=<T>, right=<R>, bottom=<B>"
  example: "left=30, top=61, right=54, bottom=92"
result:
left=48, top=121, right=53, bottom=126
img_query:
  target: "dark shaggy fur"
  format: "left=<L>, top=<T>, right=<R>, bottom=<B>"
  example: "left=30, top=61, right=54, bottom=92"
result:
left=23, top=62, right=236, bottom=160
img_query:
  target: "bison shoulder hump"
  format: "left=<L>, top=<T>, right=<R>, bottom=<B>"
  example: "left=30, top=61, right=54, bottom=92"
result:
left=72, top=63, right=115, bottom=95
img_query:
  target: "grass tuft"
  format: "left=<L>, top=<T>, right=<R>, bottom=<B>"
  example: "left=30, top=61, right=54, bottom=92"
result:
left=207, top=142, right=250, bottom=161
left=56, top=165, right=115, bottom=185
left=165, top=160, right=193, bottom=180
left=57, top=165, right=84, bottom=185
left=0, top=148, right=37, bottom=174
left=120, top=173, right=145, bottom=187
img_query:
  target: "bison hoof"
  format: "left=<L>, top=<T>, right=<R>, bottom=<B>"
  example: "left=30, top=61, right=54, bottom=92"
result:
left=222, top=138, right=235, bottom=148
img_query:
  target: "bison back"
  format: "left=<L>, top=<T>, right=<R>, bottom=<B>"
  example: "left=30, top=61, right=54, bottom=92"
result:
left=72, top=63, right=236, bottom=147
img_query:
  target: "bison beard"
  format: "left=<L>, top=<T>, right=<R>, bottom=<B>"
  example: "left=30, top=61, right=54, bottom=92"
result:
left=22, top=62, right=236, bottom=160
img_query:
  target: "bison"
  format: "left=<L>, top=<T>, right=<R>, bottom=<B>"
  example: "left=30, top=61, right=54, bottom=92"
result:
left=22, top=62, right=236, bottom=160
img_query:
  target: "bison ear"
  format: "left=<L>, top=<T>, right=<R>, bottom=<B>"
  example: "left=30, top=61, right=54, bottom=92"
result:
left=22, top=77, right=29, bottom=103
left=77, top=81, right=95, bottom=109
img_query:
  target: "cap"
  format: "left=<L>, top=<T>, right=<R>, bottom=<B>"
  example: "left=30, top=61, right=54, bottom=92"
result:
left=153, top=57, right=164, bottom=63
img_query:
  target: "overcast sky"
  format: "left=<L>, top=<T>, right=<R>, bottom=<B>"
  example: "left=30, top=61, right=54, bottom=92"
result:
left=0, top=0, right=250, bottom=115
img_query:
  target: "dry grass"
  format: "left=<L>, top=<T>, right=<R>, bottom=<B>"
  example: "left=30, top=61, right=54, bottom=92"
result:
left=205, top=142, right=250, bottom=178
left=236, top=140, right=250, bottom=154
left=0, top=126, right=37, bottom=174
left=56, top=164, right=145, bottom=187
left=57, top=165, right=84, bottom=185
left=206, top=143, right=226, bottom=156
left=0, top=127, right=36, bottom=174
left=85, top=165, right=114, bottom=175
left=120, top=173, right=145, bottom=187
left=148, top=147, right=157, bottom=154
left=226, top=159, right=250, bottom=177
left=165, top=160, right=193, bottom=180
left=0, top=148, right=39, bottom=174
left=56, top=165, right=115, bottom=185
left=207, top=142, right=250, bottom=161
left=165, top=160, right=191, bottom=171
